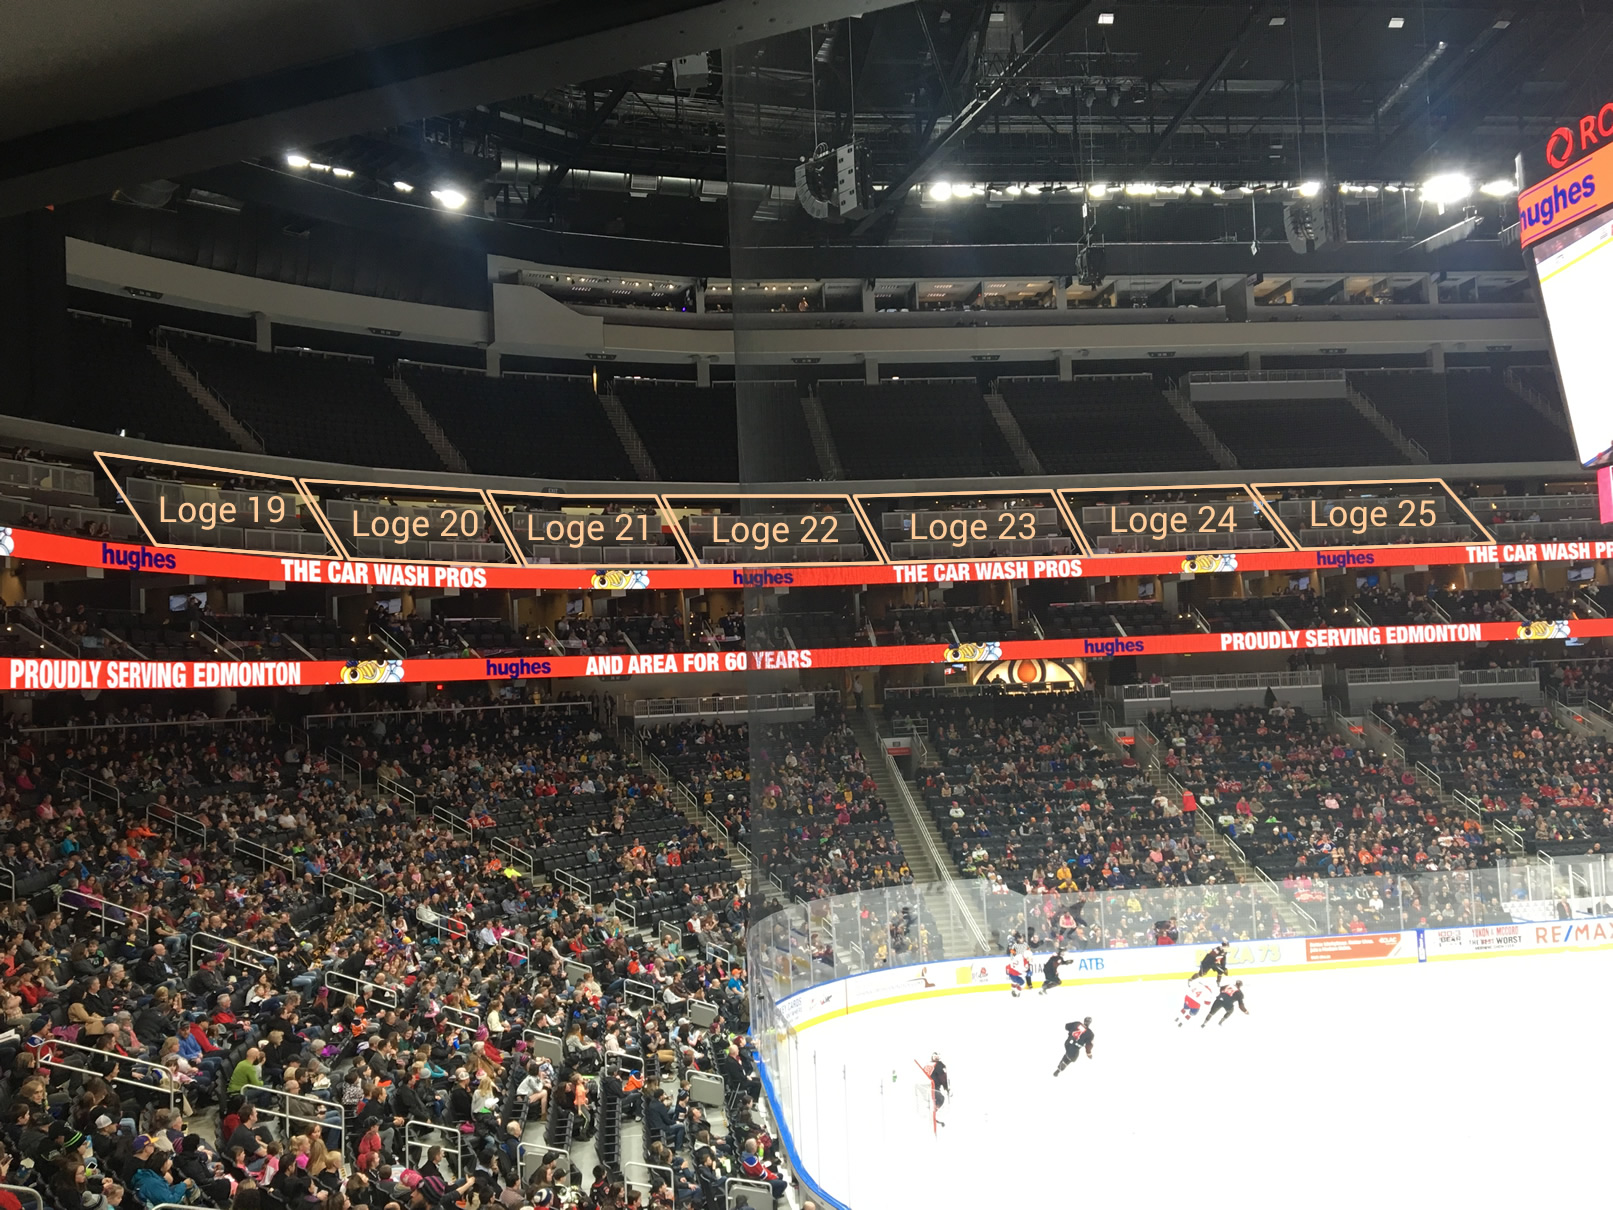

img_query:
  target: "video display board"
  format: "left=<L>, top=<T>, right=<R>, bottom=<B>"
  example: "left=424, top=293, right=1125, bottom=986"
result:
left=1535, top=209, right=1613, bottom=467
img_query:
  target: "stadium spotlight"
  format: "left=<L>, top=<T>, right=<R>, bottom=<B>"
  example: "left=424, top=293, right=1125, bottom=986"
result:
left=1124, top=182, right=1157, bottom=196
left=1087, top=183, right=1108, bottom=198
left=1421, top=173, right=1472, bottom=207
left=431, top=188, right=469, bottom=209
left=1097, top=11, right=1114, bottom=23
left=1388, top=15, right=1405, bottom=27
left=929, top=181, right=954, bottom=201
left=284, top=153, right=311, bottom=169
left=1297, top=180, right=1321, bottom=197
left=331, top=167, right=354, bottom=179
left=1480, top=178, right=1517, bottom=197
left=393, top=181, right=415, bottom=193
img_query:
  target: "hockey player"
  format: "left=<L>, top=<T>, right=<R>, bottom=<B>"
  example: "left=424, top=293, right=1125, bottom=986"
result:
left=1037, top=949, right=1072, bottom=995
left=1196, top=943, right=1230, bottom=980
left=1005, top=949, right=1026, bottom=997
left=1176, top=975, right=1220, bottom=1027
left=917, top=1053, right=949, bottom=1126
left=1202, top=979, right=1249, bottom=1027
left=1052, top=1017, right=1094, bottom=1076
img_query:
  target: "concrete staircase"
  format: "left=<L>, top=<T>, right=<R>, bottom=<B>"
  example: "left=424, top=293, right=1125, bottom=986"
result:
left=623, top=728, right=756, bottom=873
left=984, top=388, right=1045, bottom=475
left=1093, top=721, right=1321, bottom=934
left=1162, top=380, right=1239, bottom=470
left=385, top=375, right=471, bottom=473
left=1103, top=731, right=1251, bottom=886
left=801, top=392, right=844, bottom=479
left=599, top=388, right=660, bottom=481
left=149, top=344, right=265, bottom=453
left=1344, top=380, right=1429, bottom=464
left=1332, top=704, right=1525, bottom=858
left=847, top=707, right=986, bottom=956
left=1501, top=367, right=1573, bottom=434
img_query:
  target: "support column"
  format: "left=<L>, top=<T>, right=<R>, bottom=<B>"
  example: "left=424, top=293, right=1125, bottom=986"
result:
left=1224, top=276, right=1255, bottom=321
left=485, top=347, right=502, bottom=378
left=863, top=357, right=879, bottom=386
left=1247, top=350, right=1262, bottom=372
left=861, top=280, right=876, bottom=313
left=1428, top=345, right=1445, bottom=373
left=253, top=311, right=272, bottom=352
left=696, top=357, right=711, bottom=387
left=1053, top=278, right=1068, bottom=310
left=694, top=281, right=706, bottom=314
left=0, top=212, right=67, bottom=421
left=1057, top=351, right=1074, bottom=382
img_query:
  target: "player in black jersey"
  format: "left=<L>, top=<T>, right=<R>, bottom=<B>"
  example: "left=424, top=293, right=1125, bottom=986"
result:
left=1052, top=1017, right=1094, bottom=1076
left=1038, top=949, right=1072, bottom=995
left=1196, top=943, right=1229, bottom=980
left=1202, top=979, right=1248, bottom=1027
left=919, top=1053, right=950, bottom=1125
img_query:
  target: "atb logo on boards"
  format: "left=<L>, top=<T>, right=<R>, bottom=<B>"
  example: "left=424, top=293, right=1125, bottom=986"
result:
left=485, top=658, right=553, bottom=678
left=1082, top=638, right=1145, bottom=657
left=101, top=543, right=178, bottom=571
left=732, top=570, right=794, bottom=587
left=1316, top=550, right=1375, bottom=569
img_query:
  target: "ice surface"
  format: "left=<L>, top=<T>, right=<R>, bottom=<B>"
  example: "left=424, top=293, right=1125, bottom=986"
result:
left=774, top=949, right=1613, bottom=1208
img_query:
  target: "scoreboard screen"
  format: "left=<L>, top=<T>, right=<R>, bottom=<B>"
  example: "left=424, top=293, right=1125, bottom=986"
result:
left=1535, top=208, right=1613, bottom=467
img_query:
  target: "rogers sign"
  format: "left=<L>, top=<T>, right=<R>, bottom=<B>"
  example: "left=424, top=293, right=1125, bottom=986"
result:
left=1545, top=101, right=1613, bottom=169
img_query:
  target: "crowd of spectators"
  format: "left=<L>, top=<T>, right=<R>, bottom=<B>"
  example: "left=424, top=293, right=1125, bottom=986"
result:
left=639, top=706, right=912, bottom=904
left=0, top=702, right=784, bottom=1210
left=1380, top=696, right=1613, bottom=853
left=908, top=695, right=1220, bottom=899
left=1550, top=657, right=1613, bottom=710
left=1157, top=705, right=1504, bottom=880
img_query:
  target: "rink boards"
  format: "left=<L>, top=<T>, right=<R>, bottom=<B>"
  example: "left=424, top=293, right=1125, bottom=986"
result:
left=769, top=911, right=1613, bottom=1034
left=754, top=911, right=1613, bottom=1210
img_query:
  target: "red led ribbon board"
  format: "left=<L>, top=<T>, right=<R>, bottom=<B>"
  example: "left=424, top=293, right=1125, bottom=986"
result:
left=14, top=527, right=1611, bottom=590
left=5, top=617, right=1611, bottom=691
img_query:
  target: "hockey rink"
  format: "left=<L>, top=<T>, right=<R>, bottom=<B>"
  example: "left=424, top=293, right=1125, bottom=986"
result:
left=771, top=947, right=1613, bottom=1208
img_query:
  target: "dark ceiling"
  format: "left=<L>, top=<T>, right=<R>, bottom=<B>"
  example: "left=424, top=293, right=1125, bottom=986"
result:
left=207, top=0, right=1613, bottom=248
left=26, top=0, right=1613, bottom=268
left=0, top=0, right=912, bottom=217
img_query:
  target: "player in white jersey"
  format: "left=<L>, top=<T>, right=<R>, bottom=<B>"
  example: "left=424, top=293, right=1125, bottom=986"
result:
left=1175, top=976, right=1220, bottom=1027
left=1006, top=948, right=1026, bottom=996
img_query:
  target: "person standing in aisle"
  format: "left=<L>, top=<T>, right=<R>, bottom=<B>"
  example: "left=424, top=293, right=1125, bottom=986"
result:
left=853, top=674, right=864, bottom=710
